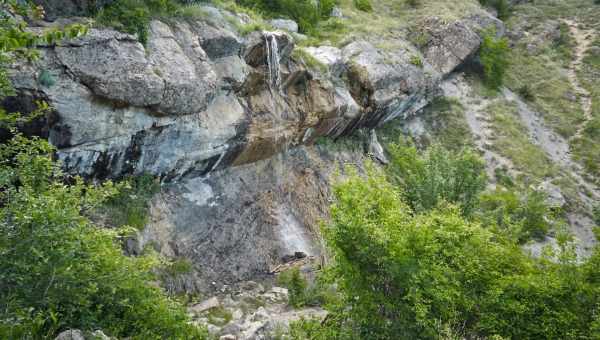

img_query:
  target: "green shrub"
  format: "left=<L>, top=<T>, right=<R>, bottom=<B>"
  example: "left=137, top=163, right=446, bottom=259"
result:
left=517, top=84, right=534, bottom=101
left=387, top=143, right=487, bottom=216
left=479, top=29, right=510, bottom=89
left=0, top=135, right=206, bottom=339
left=320, top=167, right=600, bottom=339
left=353, top=0, right=373, bottom=12
left=478, top=0, right=510, bottom=20
left=236, top=0, right=334, bottom=34
left=409, top=55, right=423, bottom=67
left=477, top=188, right=551, bottom=242
left=277, top=267, right=331, bottom=308
left=96, top=0, right=180, bottom=45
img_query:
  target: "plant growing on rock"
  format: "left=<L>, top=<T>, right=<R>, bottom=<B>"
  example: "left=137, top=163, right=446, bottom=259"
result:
left=479, top=29, right=510, bottom=89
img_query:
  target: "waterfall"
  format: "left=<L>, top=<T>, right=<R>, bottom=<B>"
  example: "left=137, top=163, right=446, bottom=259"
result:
left=264, top=32, right=281, bottom=92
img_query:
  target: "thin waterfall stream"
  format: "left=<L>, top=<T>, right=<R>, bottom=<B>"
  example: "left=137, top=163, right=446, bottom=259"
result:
left=263, top=31, right=315, bottom=257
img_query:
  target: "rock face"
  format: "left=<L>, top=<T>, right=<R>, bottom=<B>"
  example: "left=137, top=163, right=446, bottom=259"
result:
left=33, top=0, right=114, bottom=21
left=10, top=6, right=498, bottom=180
left=10, top=5, right=503, bottom=290
left=132, top=144, right=366, bottom=292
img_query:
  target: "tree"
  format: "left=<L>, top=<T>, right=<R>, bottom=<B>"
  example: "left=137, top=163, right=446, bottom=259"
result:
left=321, top=166, right=600, bottom=339
left=479, top=29, right=510, bottom=89
left=387, top=143, right=487, bottom=217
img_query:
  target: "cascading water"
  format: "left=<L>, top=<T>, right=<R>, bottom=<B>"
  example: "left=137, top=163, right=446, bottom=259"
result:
left=263, top=31, right=313, bottom=258
left=264, top=32, right=282, bottom=94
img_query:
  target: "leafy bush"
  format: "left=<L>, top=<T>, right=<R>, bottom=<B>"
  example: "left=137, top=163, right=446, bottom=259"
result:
left=387, top=143, right=487, bottom=216
left=320, top=167, right=600, bottom=339
left=353, top=0, right=373, bottom=12
left=236, top=0, right=335, bottom=34
left=478, top=0, right=510, bottom=20
left=0, top=135, right=206, bottom=339
left=477, top=188, right=552, bottom=242
left=96, top=0, right=180, bottom=44
left=277, top=267, right=330, bottom=308
left=479, top=29, right=510, bottom=89
left=517, top=84, right=534, bottom=101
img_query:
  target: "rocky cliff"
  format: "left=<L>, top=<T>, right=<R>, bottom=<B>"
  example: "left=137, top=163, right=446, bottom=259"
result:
left=10, top=3, right=502, bottom=292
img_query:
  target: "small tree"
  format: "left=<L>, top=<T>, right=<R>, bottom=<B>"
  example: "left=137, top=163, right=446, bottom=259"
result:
left=479, top=29, right=510, bottom=89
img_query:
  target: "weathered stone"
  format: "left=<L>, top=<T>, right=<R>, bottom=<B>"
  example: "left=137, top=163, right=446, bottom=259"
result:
left=421, top=18, right=481, bottom=74
left=190, top=297, right=221, bottom=314
left=269, top=19, right=299, bottom=33
left=55, top=330, right=85, bottom=340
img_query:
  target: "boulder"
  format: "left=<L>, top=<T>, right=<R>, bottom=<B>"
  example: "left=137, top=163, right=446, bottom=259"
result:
left=269, top=19, right=299, bottom=33
left=420, top=18, right=481, bottom=74
left=341, top=40, right=434, bottom=124
left=55, top=330, right=85, bottom=340
left=190, top=297, right=221, bottom=314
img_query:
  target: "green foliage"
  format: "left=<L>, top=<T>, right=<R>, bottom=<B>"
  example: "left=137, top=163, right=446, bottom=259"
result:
left=277, top=267, right=332, bottom=308
left=0, top=5, right=205, bottom=338
left=278, top=268, right=308, bottom=308
left=478, top=0, right=510, bottom=20
left=38, top=69, right=56, bottom=87
left=387, top=143, right=487, bottom=216
left=477, top=188, right=552, bottom=243
left=320, top=167, right=600, bottom=339
left=235, top=0, right=335, bottom=34
left=479, top=29, right=510, bottom=89
left=0, top=135, right=206, bottom=339
left=594, top=205, right=600, bottom=226
left=517, top=84, right=534, bottom=101
left=409, top=54, right=422, bottom=67
left=96, top=0, right=180, bottom=45
left=353, top=0, right=373, bottom=12
left=98, top=173, right=160, bottom=230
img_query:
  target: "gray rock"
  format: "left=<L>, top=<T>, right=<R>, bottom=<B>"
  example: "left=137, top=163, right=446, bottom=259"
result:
left=196, top=22, right=244, bottom=59
left=55, top=330, right=85, bottom=340
left=341, top=40, right=434, bottom=124
left=190, top=297, right=221, bottom=314
left=304, top=45, right=343, bottom=70
left=589, top=46, right=600, bottom=57
left=269, top=19, right=299, bottom=33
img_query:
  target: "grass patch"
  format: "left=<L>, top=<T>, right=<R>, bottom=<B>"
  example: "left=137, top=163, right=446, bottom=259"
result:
left=292, top=48, right=328, bottom=73
left=573, top=35, right=600, bottom=182
left=420, top=97, right=473, bottom=150
left=486, top=100, right=557, bottom=181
